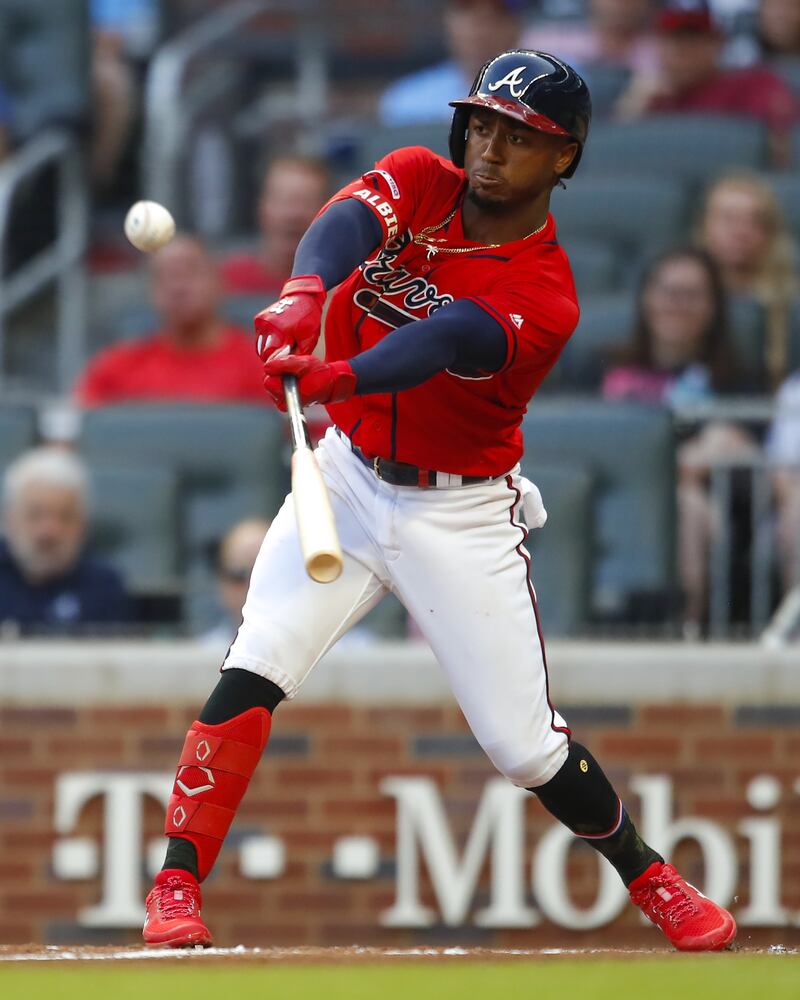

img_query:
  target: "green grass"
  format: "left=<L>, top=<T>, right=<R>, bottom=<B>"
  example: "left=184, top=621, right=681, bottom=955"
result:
left=1, top=957, right=798, bottom=1000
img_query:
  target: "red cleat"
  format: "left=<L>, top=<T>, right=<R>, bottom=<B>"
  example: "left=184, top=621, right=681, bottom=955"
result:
left=143, top=869, right=212, bottom=948
left=629, top=861, right=737, bottom=952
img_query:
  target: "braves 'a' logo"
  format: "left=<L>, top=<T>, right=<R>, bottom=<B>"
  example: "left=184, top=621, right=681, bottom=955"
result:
left=487, top=66, right=530, bottom=99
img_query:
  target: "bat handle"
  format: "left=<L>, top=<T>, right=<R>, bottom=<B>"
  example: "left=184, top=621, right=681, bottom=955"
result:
left=283, top=375, right=311, bottom=451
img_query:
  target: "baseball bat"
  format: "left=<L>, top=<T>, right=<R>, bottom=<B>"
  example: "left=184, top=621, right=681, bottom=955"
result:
left=283, top=375, right=344, bottom=584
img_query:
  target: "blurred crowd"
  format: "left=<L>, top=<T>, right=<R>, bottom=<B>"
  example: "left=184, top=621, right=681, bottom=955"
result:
left=1, top=0, right=800, bottom=641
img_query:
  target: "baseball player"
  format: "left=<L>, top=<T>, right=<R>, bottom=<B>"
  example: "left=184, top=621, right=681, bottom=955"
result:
left=143, top=51, right=736, bottom=952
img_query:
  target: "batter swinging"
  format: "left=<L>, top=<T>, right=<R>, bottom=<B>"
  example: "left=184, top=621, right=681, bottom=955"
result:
left=143, top=51, right=737, bottom=952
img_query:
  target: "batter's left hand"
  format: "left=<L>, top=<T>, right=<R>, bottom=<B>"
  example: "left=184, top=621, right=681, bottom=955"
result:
left=263, top=355, right=357, bottom=410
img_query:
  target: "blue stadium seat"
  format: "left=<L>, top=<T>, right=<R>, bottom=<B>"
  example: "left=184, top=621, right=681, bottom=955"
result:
left=518, top=461, right=594, bottom=636
left=354, top=123, right=451, bottom=174
left=79, top=405, right=289, bottom=573
left=89, top=465, right=180, bottom=593
left=523, top=400, right=677, bottom=618
left=765, top=172, right=800, bottom=233
left=551, top=175, right=688, bottom=260
left=558, top=293, right=635, bottom=390
left=559, top=238, right=622, bottom=296
left=580, top=115, right=768, bottom=184
left=0, top=405, right=38, bottom=474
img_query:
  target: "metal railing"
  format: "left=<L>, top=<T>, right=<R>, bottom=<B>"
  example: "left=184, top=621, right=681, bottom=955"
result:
left=0, top=129, right=89, bottom=394
left=142, top=0, right=326, bottom=228
left=669, top=398, right=800, bottom=642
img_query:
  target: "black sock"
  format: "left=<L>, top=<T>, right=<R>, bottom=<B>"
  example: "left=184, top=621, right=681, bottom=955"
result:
left=199, top=667, right=285, bottom=723
left=162, top=669, right=286, bottom=878
left=163, top=837, right=200, bottom=880
left=529, top=741, right=662, bottom=887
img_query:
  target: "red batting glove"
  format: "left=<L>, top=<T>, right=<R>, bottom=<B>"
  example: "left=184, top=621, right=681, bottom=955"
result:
left=263, top=355, right=357, bottom=411
left=254, top=275, right=326, bottom=362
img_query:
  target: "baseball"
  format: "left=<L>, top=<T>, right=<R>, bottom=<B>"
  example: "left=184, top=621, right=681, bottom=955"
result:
left=124, top=200, right=176, bottom=252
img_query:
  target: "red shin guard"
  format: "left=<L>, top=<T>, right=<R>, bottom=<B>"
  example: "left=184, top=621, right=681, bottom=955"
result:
left=164, top=706, right=271, bottom=880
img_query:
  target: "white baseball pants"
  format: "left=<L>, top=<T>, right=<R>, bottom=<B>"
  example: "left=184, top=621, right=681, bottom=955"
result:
left=223, top=427, right=570, bottom=787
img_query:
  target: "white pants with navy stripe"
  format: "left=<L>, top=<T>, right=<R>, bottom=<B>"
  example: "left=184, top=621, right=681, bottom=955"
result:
left=223, top=426, right=570, bottom=787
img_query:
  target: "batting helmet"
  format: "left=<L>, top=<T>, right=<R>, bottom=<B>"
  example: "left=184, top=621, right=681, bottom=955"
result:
left=448, top=50, right=592, bottom=179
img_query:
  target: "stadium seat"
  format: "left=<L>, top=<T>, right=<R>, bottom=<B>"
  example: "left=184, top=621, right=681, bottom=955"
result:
left=728, top=295, right=769, bottom=389
left=222, top=294, right=276, bottom=329
left=551, top=175, right=688, bottom=260
left=79, top=405, right=290, bottom=572
left=772, top=58, right=800, bottom=100
left=518, top=461, right=594, bottom=636
left=580, top=63, right=631, bottom=119
left=580, top=116, right=767, bottom=185
left=558, top=238, right=622, bottom=296
left=765, top=173, right=800, bottom=233
left=792, top=124, right=800, bottom=167
left=523, top=400, right=677, bottom=618
left=788, top=298, right=800, bottom=373
left=558, top=293, right=635, bottom=390
left=354, top=123, right=451, bottom=173
left=0, top=405, right=38, bottom=473
left=89, top=465, right=180, bottom=593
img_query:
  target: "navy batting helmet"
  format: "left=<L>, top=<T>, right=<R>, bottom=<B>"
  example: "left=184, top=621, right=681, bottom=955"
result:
left=448, top=50, right=592, bottom=179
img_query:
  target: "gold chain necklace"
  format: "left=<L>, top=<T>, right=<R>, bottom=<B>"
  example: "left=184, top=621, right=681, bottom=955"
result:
left=412, top=206, right=548, bottom=260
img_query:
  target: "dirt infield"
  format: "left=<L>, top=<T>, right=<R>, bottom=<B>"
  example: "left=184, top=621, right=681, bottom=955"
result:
left=0, top=943, right=794, bottom=963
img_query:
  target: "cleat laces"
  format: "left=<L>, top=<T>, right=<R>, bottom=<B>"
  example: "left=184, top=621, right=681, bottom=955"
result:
left=634, top=871, right=700, bottom=928
left=156, top=876, right=198, bottom=920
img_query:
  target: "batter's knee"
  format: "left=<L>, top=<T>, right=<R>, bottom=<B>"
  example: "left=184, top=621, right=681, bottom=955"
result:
left=483, top=734, right=570, bottom=788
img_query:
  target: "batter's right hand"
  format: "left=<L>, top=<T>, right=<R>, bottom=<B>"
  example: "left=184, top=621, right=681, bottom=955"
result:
left=254, top=275, right=326, bottom=362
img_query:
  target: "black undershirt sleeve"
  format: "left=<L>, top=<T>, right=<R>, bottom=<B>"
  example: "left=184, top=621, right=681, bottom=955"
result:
left=349, top=299, right=508, bottom=395
left=291, top=199, right=383, bottom=289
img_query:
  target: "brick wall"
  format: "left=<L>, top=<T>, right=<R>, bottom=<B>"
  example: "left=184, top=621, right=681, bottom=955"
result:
left=1, top=699, right=799, bottom=948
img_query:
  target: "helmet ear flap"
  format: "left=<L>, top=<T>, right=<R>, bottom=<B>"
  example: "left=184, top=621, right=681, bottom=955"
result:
left=448, top=107, right=471, bottom=168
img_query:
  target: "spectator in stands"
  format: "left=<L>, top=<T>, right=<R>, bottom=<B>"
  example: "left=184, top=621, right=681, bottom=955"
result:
left=523, top=0, right=658, bottom=76
left=696, top=172, right=799, bottom=389
left=0, top=448, right=133, bottom=635
left=75, top=236, right=269, bottom=407
left=766, top=371, right=800, bottom=591
left=91, top=17, right=136, bottom=191
left=200, top=517, right=270, bottom=647
left=755, top=0, right=800, bottom=60
left=616, top=0, right=799, bottom=165
left=378, top=0, right=527, bottom=126
left=220, top=156, right=331, bottom=296
left=603, top=248, right=742, bottom=406
left=603, top=247, right=757, bottom=633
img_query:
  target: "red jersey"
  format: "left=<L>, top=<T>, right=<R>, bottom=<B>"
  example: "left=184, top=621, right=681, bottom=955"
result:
left=321, top=146, right=579, bottom=475
left=648, top=67, right=799, bottom=139
left=76, top=326, right=270, bottom=408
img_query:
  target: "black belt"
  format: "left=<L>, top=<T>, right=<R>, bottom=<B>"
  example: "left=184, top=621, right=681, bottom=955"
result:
left=335, top=428, right=499, bottom=489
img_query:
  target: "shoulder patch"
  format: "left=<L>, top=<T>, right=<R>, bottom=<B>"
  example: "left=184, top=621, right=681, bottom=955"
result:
left=365, top=169, right=401, bottom=200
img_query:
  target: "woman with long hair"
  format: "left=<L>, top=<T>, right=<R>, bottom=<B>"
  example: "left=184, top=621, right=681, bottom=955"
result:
left=697, top=171, right=799, bottom=390
left=604, top=247, right=758, bottom=634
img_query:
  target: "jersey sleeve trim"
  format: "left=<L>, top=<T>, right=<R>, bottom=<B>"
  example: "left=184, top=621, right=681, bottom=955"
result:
left=464, top=295, right=517, bottom=373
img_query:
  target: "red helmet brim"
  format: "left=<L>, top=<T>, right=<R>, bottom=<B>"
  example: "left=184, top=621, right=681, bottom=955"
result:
left=448, top=94, right=573, bottom=138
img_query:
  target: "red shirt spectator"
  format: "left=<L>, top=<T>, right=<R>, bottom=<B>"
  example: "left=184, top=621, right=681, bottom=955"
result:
left=220, top=155, right=331, bottom=296
left=76, top=326, right=267, bottom=407
left=617, top=1, right=799, bottom=164
left=648, top=65, right=798, bottom=141
left=76, top=236, right=269, bottom=407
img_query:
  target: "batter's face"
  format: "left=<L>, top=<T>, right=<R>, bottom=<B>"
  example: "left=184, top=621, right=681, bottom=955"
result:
left=463, top=110, right=578, bottom=210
